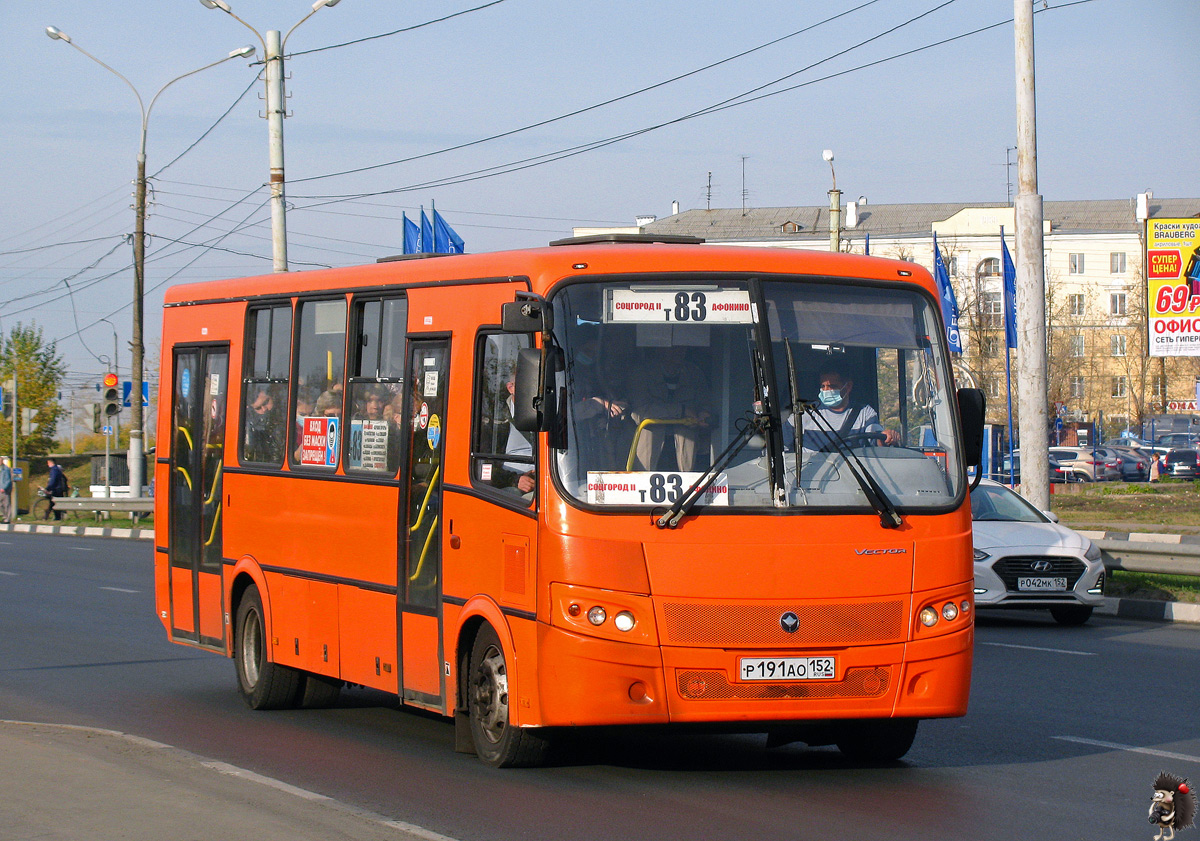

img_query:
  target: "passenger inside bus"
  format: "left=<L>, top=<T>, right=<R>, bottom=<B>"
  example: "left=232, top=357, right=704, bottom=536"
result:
left=628, top=345, right=711, bottom=471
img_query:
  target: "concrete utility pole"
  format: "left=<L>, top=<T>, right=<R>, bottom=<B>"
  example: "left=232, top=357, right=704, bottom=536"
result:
left=1013, top=0, right=1050, bottom=510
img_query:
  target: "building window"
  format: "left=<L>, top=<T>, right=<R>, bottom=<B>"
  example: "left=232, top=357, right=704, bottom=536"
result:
left=1067, top=293, right=1086, bottom=317
left=1069, top=334, right=1085, bottom=358
left=1069, top=253, right=1085, bottom=274
left=948, top=256, right=959, bottom=276
left=1111, top=335, right=1127, bottom=357
left=1110, top=292, right=1127, bottom=316
left=1152, top=376, right=1165, bottom=398
left=977, top=257, right=1001, bottom=279
left=982, top=336, right=1001, bottom=358
left=983, top=291, right=1003, bottom=329
left=987, top=379, right=1002, bottom=399
left=1110, top=252, right=1127, bottom=274
left=1111, top=376, right=1126, bottom=399
left=1070, top=376, right=1085, bottom=399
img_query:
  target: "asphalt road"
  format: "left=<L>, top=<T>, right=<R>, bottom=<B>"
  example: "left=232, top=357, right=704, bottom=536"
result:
left=1, top=532, right=1198, bottom=840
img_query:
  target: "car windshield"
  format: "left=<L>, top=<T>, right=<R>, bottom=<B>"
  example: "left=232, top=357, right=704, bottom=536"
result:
left=970, top=483, right=1048, bottom=523
left=549, top=275, right=964, bottom=513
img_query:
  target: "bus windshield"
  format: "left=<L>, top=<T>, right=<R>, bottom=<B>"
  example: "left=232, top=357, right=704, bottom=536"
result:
left=551, top=275, right=963, bottom=512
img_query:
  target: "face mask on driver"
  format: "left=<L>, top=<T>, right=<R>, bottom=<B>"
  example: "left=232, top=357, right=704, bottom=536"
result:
left=818, top=387, right=843, bottom=408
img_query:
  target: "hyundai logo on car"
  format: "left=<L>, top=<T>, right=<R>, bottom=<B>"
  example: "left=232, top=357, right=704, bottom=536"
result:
left=1031, top=560, right=1053, bottom=572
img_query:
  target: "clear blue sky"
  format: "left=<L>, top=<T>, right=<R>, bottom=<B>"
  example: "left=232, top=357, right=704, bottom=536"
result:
left=1, top=0, right=1196, bottom=394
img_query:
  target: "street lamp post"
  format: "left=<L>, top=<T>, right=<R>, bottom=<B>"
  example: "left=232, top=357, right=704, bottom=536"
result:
left=46, top=26, right=255, bottom=501
left=823, top=149, right=841, bottom=253
left=199, top=0, right=344, bottom=273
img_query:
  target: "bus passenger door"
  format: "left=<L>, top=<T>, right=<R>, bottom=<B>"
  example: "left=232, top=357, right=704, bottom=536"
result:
left=400, top=339, right=448, bottom=709
left=167, top=346, right=229, bottom=649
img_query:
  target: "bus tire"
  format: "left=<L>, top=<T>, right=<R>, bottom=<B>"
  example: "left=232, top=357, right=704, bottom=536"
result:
left=297, top=673, right=343, bottom=708
left=835, top=718, right=919, bottom=762
left=467, top=625, right=550, bottom=768
left=234, top=584, right=301, bottom=710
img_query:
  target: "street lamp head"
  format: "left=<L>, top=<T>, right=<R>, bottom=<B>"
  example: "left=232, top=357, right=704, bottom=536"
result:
left=199, top=0, right=232, bottom=11
left=45, top=25, right=72, bottom=43
left=315, top=0, right=343, bottom=8
left=822, top=149, right=834, bottom=163
left=229, top=44, right=256, bottom=58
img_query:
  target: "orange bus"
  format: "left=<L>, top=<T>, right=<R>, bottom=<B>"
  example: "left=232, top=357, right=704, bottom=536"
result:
left=155, top=234, right=984, bottom=766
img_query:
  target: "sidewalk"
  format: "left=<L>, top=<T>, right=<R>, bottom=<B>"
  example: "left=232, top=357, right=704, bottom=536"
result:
left=0, top=720, right=450, bottom=841
left=0, top=521, right=152, bottom=540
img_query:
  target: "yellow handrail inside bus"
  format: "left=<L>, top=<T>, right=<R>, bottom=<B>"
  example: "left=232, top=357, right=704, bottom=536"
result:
left=408, top=514, right=439, bottom=583
left=408, top=463, right=441, bottom=534
left=175, top=467, right=193, bottom=491
left=204, top=459, right=223, bottom=507
left=205, top=502, right=222, bottom=547
left=625, top=417, right=703, bottom=471
left=177, top=426, right=194, bottom=452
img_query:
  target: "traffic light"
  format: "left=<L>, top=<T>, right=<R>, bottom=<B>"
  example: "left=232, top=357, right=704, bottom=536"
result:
left=102, top=373, right=120, bottom=418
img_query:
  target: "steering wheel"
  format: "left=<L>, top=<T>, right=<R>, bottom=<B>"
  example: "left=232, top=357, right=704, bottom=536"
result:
left=821, top=431, right=888, bottom=450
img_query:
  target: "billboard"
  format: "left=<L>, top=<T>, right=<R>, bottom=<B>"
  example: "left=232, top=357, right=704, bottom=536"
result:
left=1147, top=218, right=1200, bottom=356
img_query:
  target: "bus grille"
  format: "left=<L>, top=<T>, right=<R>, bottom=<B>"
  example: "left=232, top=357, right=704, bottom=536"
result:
left=992, top=556, right=1085, bottom=591
left=676, top=666, right=890, bottom=700
left=661, top=600, right=905, bottom=647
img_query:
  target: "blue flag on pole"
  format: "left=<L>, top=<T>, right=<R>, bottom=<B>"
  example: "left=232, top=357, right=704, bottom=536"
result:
left=420, top=207, right=433, bottom=254
left=932, top=232, right=962, bottom=353
left=1000, top=228, right=1018, bottom=350
left=402, top=213, right=420, bottom=254
left=433, top=209, right=465, bottom=254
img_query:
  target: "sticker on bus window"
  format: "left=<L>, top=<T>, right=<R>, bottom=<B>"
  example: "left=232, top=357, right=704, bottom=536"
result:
left=417, top=402, right=429, bottom=429
left=299, top=416, right=339, bottom=467
left=586, top=471, right=729, bottom=506
left=209, top=373, right=221, bottom=396
left=424, top=371, right=439, bottom=397
left=348, top=419, right=389, bottom=471
left=427, top=415, right=441, bottom=450
left=605, top=289, right=754, bottom=324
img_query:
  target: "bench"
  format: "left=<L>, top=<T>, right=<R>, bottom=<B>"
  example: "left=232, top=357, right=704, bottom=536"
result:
left=50, top=498, right=156, bottom=526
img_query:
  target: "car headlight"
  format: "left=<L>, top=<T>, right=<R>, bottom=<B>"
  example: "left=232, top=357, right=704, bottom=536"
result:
left=973, top=548, right=990, bottom=562
left=1084, top=540, right=1101, bottom=562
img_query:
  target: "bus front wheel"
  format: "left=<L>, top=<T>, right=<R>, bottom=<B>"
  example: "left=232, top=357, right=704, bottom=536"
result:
left=467, top=625, right=550, bottom=767
left=234, top=584, right=301, bottom=710
left=835, top=718, right=919, bottom=762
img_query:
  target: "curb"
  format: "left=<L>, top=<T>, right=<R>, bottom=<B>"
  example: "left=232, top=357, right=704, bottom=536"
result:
left=1096, top=596, right=1200, bottom=624
left=1076, top=529, right=1200, bottom=546
left=0, top=522, right=152, bottom=540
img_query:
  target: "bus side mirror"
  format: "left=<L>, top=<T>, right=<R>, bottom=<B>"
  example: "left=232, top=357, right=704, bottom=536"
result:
left=957, top=387, right=985, bottom=468
left=502, top=299, right=552, bottom=334
left=512, top=347, right=558, bottom=433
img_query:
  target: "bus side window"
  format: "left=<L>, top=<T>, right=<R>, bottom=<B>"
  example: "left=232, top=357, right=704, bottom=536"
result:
left=346, top=296, right=407, bottom=476
left=471, top=332, right=534, bottom=503
left=291, top=298, right=347, bottom=470
left=241, top=304, right=292, bottom=466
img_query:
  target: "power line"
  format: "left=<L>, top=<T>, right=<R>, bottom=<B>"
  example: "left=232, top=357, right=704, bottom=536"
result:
left=285, top=0, right=511, bottom=58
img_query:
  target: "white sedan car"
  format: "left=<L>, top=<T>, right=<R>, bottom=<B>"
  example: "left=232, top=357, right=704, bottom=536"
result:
left=971, top=479, right=1105, bottom=625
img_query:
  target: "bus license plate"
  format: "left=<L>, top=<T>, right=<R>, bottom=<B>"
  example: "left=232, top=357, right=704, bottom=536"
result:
left=1017, top=576, right=1067, bottom=591
left=738, top=656, right=835, bottom=682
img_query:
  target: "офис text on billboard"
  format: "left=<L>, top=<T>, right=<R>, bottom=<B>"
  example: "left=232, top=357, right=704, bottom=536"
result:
left=1147, top=218, right=1200, bottom=357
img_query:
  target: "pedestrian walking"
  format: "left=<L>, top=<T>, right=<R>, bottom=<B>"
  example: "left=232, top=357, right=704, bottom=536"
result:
left=0, top=456, right=13, bottom=523
left=1149, top=452, right=1162, bottom=483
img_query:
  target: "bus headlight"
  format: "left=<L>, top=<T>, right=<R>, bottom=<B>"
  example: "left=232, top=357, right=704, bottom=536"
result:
left=942, top=602, right=959, bottom=621
left=614, top=611, right=636, bottom=632
left=587, top=606, right=607, bottom=626
left=919, top=606, right=939, bottom=627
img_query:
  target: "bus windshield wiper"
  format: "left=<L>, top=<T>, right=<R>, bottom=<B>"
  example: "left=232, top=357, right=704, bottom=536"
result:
left=655, top=410, right=770, bottom=530
left=796, top=400, right=902, bottom=529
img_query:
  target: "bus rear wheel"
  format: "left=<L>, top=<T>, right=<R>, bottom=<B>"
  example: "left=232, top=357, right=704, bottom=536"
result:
left=467, top=625, right=549, bottom=767
left=234, top=584, right=301, bottom=710
left=835, top=718, right=919, bottom=762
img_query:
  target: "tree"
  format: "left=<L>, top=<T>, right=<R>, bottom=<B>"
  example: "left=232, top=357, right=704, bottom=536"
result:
left=0, top=323, right=67, bottom=459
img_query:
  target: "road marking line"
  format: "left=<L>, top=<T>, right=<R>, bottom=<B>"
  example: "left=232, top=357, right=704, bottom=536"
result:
left=100, top=587, right=139, bottom=593
left=0, top=571, right=17, bottom=576
left=70, top=547, right=96, bottom=552
left=1054, top=736, right=1200, bottom=764
left=981, top=641, right=1096, bottom=656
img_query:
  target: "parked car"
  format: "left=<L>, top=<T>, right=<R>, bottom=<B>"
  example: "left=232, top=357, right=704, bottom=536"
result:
left=1155, top=433, right=1200, bottom=453
left=1107, top=446, right=1150, bottom=481
left=989, top=452, right=1073, bottom=484
left=1048, top=446, right=1123, bottom=482
left=1164, top=449, right=1200, bottom=480
left=970, top=479, right=1104, bottom=626
left=1102, top=436, right=1154, bottom=451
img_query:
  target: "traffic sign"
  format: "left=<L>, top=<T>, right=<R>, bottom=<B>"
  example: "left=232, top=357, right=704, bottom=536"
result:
left=123, top=381, right=150, bottom=408
left=102, top=425, right=113, bottom=436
